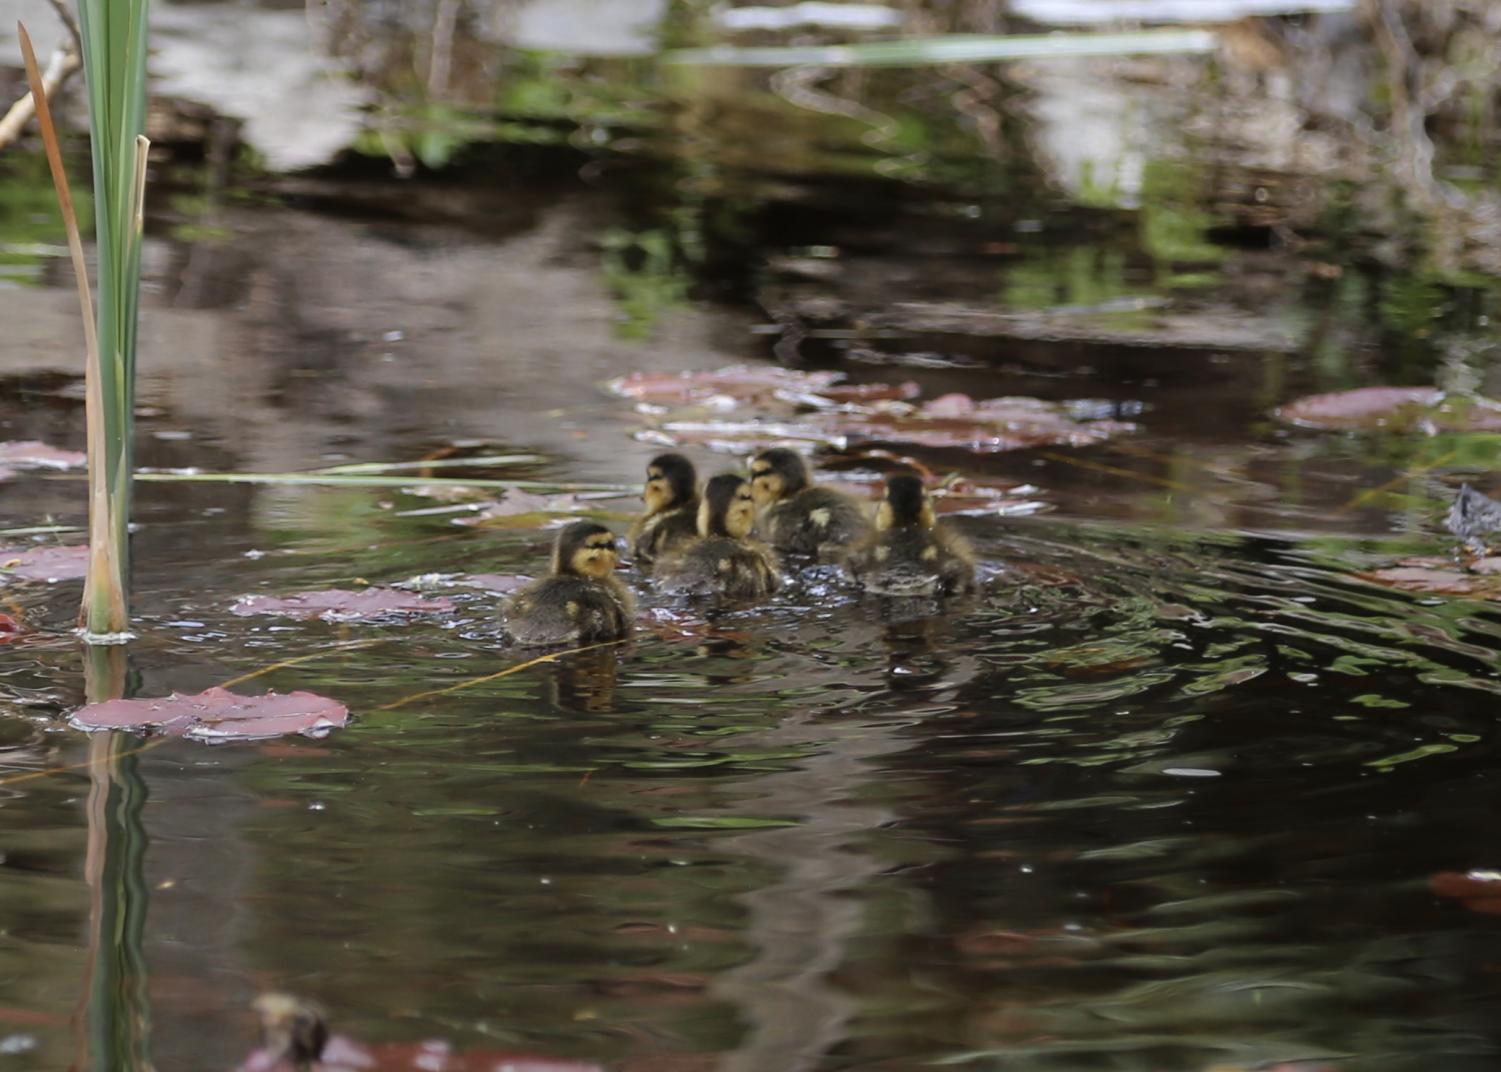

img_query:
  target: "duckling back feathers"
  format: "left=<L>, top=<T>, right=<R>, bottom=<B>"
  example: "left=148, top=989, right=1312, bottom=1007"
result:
left=750, top=448, right=872, bottom=559
left=847, top=474, right=975, bottom=596
left=506, top=521, right=635, bottom=646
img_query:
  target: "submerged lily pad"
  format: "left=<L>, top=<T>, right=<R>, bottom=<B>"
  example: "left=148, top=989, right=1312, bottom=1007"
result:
left=71, top=687, right=349, bottom=743
left=0, top=441, right=87, bottom=471
left=237, top=1035, right=603, bottom=1072
left=1357, top=557, right=1501, bottom=599
left=231, top=588, right=455, bottom=621
left=1276, top=386, right=1501, bottom=432
left=452, top=490, right=581, bottom=527
left=0, top=544, right=90, bottom=583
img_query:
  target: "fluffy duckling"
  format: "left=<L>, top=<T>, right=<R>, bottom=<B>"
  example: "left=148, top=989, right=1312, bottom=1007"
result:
left=847, top=473, right=976, bottom=597
left=748, top=448, right=873, bottom=560
left=505, top=521, right=635, bottom=646
left=629, top=452, right=700, bottom=566
left=1447, top=483, right=1501, bottom=557
left=656, top=473, right=782, bottom=599
left=250, top=993, right=328, bottom=1072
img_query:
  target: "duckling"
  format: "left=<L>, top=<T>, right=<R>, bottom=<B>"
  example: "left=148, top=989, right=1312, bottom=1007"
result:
left=748, top=447, right=873, bottom=560
left=656, top=473, right=782, bottom=599
left=250, top=993, right=328, bottom=1072
left=847, top=473, right=976, bottom=597
left=629, top=452, right=700, bottom=566
left=505, top=521, right=634, bottom=646
left=1447, top=483, right=1501, bottom=557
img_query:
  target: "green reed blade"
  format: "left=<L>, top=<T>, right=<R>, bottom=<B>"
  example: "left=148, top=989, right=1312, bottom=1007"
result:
left=665, top=28, right=1218, bottom=67
left=72, top=0, right=150, bottom=638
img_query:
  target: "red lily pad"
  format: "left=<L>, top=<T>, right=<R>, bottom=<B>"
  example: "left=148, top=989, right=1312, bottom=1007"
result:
left=1430, top=870, right=1501, bottom=915
left=0, top=440, right=87, bottom=470
left=237, top=1036, right=603, bottom=1072
left=1276, top=386, right=1501, bottom=432
left=230, top=588, right=455, bottom=621
left=0, top=544, right=90, bottom=582
left=818, top=381, right=920, bottom=403
left=0, top=613, right=21, bottom=643
left=607, top=365, right=843, bottom=406
left=1357, top=557, right=1501, bottom=599
left=453, top=490, right=581, bottom=528
left=648, top=396, right=1132, bottom=455
left=71, top=687, right=349, bottom=743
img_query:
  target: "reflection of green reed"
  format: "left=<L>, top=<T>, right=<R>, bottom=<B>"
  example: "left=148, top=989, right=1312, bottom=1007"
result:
left=76, top=0, right=151, bottom=637
left=80, top=648, right=153, bottom=1071
left=600, top=228, right=690, bottom=340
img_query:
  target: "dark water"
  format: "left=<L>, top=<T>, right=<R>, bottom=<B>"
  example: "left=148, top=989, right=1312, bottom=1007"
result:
left=7, top=31, right=1501, bottom=1071
left=7, top=477, right=1501, bottom=1070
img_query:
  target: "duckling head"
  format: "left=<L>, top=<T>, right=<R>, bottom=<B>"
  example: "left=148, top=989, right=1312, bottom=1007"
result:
left=251, top=993, right=328, bottom=1071
left=554, top=520, right=621, bottom=579
left=643, top=453, right=697, bottom=515
left=877, top=472, right=936, bottom=532
left=749, top=448, right=808, bottom=507
left=699, top=473, right=757, bottom=539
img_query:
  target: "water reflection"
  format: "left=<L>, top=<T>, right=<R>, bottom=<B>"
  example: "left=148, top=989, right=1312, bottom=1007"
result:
left=79, top=647, right=153, bottom=1072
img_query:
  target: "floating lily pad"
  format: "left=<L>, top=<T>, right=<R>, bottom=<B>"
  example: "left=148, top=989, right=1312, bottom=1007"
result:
left=607, top=365, right=844, bottom=406
left=71, top=687, right=349, bottom=743
left=0, top=613, right=21, bottom=643
left=452, top=490, right=581, bottom=527
left=1430, top=870, right=1501, bottom=915
left=1357, top=557, right=1501, bottom=599
left=1276, top=386, right=1501, bottom=432
left=0, top=544, right=90, bottom=583
left=0, top=441, right=87, bottom=470
left=230, top=588, right=455, bottom=621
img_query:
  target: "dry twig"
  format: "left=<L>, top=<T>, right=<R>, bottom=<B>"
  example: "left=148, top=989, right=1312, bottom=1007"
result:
left=0, top=0, right=83, bottom=149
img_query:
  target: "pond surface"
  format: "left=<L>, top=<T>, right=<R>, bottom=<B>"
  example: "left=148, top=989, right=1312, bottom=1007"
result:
left=6, top=27, right=1501, bottom=1070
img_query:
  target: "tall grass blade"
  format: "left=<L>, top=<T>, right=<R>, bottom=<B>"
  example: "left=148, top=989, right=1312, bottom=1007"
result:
left=72, top=0, right=151, bottom=639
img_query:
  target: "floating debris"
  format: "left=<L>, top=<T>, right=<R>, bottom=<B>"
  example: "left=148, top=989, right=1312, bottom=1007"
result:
left=1446, top=484, right=1501, bottom=556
